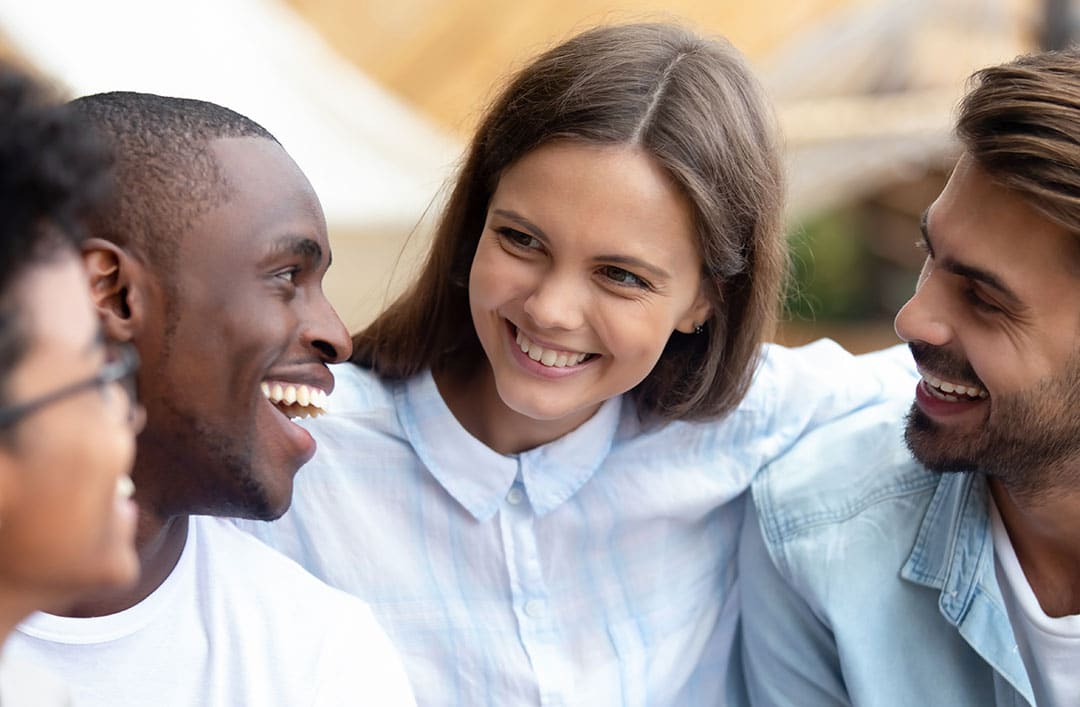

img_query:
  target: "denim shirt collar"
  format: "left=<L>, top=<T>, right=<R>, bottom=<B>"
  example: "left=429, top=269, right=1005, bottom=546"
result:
left=901, top=472, right=1034, bottom=704
left=397, top=370, right=621, bottom=522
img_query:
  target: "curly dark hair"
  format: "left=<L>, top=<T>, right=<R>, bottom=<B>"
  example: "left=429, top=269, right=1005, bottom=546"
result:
left=0, top=64, right=111, bottom=404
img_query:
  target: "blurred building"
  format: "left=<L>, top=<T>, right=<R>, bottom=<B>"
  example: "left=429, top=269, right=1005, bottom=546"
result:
left=0, top=0, right=1061, bottom=348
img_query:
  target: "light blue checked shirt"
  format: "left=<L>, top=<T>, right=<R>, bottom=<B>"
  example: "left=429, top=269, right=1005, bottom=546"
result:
left=239, top=340, right=915, bottom=706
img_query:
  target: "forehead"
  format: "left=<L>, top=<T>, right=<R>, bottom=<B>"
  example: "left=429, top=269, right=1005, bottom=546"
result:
left=180, top=137, right=327, bottom=260
left=492, top=142, right=698, bottom=259
left=928, top=155, right=1080, bottom=299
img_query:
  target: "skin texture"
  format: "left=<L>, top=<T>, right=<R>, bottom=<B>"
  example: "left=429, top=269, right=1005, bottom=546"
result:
left=71, top=136, right=351, bottom=616
left=894, top=153, right=1080, bottom=616
left=440, top=142, right=710, bottom=455
left=0, top=253, right=140, bottom=636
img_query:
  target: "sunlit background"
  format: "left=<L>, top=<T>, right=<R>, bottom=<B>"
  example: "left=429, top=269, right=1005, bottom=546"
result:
left=1, top=0, right=1071, bottom=352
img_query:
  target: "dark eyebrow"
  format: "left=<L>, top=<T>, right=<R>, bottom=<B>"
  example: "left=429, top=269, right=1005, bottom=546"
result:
left=491, top=208, right=673, bottom=281
left=265, top=236, right=324, bottom=268
left=921, top=209, right=1025, bottom=309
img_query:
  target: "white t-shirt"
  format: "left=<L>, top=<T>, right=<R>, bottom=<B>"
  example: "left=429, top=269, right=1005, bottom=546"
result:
left=7, top=516, right=415, bottom=706
left=0, top=651, right=71, bottom=706
left=991, top=501, right=1080, bottom=707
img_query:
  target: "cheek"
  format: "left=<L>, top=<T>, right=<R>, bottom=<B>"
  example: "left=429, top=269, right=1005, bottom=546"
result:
left=600, top=307, right=677, bottom=364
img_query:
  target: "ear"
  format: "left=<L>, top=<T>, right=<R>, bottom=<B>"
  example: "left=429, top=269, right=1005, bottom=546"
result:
left=675, top=287, right=713, bottom=335
left=82, top=238, right=147, bottom=343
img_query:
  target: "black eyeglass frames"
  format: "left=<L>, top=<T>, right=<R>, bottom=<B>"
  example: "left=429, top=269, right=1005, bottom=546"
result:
left=0, top=343, right=141, bottom=429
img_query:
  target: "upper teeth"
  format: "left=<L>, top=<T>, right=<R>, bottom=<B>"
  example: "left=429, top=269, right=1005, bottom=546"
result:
left=116, top=475, right=135, bottom=500
left=515, top=329, right=590, bottom=367
left=261, top=381, right=329, bottom=417
left=921, top=370, right=988, bottom=400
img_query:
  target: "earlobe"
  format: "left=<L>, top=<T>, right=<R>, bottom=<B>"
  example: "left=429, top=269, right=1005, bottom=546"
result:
left=82, top=238, right=141, bottom=342
left=675, top=291, right=713, bottom=335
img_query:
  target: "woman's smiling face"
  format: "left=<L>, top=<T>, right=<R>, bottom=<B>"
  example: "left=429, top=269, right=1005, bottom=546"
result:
left=466, top=141, right=710, bottom=446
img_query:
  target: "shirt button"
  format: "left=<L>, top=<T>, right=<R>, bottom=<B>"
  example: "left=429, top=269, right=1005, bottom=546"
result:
left=524, top=599, right=547, bottom=618
left=506, top=487, right=525, bottom=505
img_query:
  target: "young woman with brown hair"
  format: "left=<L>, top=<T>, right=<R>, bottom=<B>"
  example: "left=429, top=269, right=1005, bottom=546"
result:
left=242, top=22, right=911, bottom=704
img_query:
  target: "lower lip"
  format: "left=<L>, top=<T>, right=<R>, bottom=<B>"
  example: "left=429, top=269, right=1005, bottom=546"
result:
left=264, top=399, right=318, bottom=466
left=913, top=379, right=987, bottom=420
left=506, top=323, right=595, bottom=380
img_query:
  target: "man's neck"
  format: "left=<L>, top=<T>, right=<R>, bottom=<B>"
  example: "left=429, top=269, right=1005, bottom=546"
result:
left=990, top=477, right=1080, bottom=617
left=56, top=513, right=189, bottom=618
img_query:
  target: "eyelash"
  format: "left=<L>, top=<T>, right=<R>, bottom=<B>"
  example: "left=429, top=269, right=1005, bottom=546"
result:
left=964, top=285, right=1002, bottom=313
left=495, top=227, right=541, bottom=251
left=495, top=227, right=653, bottom=291
left=275, top=267, right=300, bottom=284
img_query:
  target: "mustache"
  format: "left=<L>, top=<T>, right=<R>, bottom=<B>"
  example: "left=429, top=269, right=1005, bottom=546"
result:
left=908, top=342, right=986, bottom=389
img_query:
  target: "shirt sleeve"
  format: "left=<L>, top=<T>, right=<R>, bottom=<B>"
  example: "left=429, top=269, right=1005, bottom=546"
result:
left=310, top=600, right=417, bottom=707
left=751, top=340, right=915, bottom=466
left=738, top=501, right=852, bottom=707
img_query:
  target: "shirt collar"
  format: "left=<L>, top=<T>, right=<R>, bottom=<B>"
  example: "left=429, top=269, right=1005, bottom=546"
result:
left=397, top=370, right=622, bottom=521
left=902, top=472, right=992, bottom=622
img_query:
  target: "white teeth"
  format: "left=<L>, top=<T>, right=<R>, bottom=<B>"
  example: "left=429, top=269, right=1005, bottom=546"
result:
left=514, top=328, right=591, bottom=368
left=116, top=475, right=134, bottom=500
left=261, top=380, right=329, bottom=417
left=920, top=370, right=988, bottom=401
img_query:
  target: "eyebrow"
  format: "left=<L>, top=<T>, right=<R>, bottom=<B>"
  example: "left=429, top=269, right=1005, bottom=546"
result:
left=919, top=209, right=1025, bottom=308
left=491, top=208, right=673, bottom=281
left=265, top=236, right=325, bottom=268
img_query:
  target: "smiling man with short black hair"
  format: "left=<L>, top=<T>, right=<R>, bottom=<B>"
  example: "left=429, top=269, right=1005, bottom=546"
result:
left=7, top=92, right=415, bottom=706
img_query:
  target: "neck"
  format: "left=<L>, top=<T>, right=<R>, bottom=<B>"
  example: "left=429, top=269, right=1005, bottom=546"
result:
left=54, top=507, right=188, bottom=619
left=990, top=476, right=1080, bottom=616
left=434, top=362, right=599, bottom=455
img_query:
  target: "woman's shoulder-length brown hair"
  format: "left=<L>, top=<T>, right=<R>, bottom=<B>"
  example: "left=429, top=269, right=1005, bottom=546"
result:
left=352, top=22, right=787, bottom=423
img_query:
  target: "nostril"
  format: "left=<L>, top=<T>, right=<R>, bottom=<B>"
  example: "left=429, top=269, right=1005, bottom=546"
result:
left=312, top=340, right=338, bottom=361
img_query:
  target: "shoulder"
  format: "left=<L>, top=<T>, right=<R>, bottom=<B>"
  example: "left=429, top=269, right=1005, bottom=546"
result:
left=322, top=362, right=399, bottom=415
left=192, top=517, right=367, bottom=609
left=751, top=398, right=938, bottom=550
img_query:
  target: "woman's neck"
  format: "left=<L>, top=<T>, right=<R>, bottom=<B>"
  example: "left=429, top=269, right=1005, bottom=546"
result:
left=433, top=362, right=600, bottom=455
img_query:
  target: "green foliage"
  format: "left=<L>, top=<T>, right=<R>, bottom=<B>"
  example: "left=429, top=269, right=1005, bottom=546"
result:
left=785, top=208, right=875, bottom=322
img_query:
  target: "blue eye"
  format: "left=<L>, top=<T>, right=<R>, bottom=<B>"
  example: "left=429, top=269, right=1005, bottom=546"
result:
left=495, top=227, right=542, bottom=250
left=600, top=265, right=650, bottom=290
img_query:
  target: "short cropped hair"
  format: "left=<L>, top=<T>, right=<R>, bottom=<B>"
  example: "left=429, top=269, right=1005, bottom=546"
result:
left=0, top=65, right=110, bottom=405
left=68, top=92, right=277, bottom=271
left=353, top=23, right=785, bottom=422
left=958, top=48, right=1080, bottom=243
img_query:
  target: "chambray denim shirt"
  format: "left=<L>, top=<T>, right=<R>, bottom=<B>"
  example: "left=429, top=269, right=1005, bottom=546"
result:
left=739, top=398, right=1035, bottom=707
left=239, top=341, right=916, bottom=707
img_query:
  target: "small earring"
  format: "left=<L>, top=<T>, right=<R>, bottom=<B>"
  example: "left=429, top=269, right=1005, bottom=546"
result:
left=693, top=322, right=704, bottom=335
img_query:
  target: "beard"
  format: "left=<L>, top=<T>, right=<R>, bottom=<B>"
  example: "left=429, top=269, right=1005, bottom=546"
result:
left=905, top=343, right=1080, bottom=502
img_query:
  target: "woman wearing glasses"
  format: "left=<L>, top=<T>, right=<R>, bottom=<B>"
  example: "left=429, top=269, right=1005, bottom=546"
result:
left=0, top=66, right=144, bottom=704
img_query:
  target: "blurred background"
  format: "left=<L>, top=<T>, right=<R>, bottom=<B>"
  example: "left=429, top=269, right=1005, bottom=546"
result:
left=1, top=0, right=1072, bottom=352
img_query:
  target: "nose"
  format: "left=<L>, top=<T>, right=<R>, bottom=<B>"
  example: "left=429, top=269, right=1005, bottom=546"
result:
left=894, top=261, right=952, bottom=347
left=522, top=270, right=586, bottom=331
left=305, top=292, right=352, bottom=363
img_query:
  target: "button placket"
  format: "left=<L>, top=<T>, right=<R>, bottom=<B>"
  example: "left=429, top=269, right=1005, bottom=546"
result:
left=499, top=462, right=565, bottom=704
